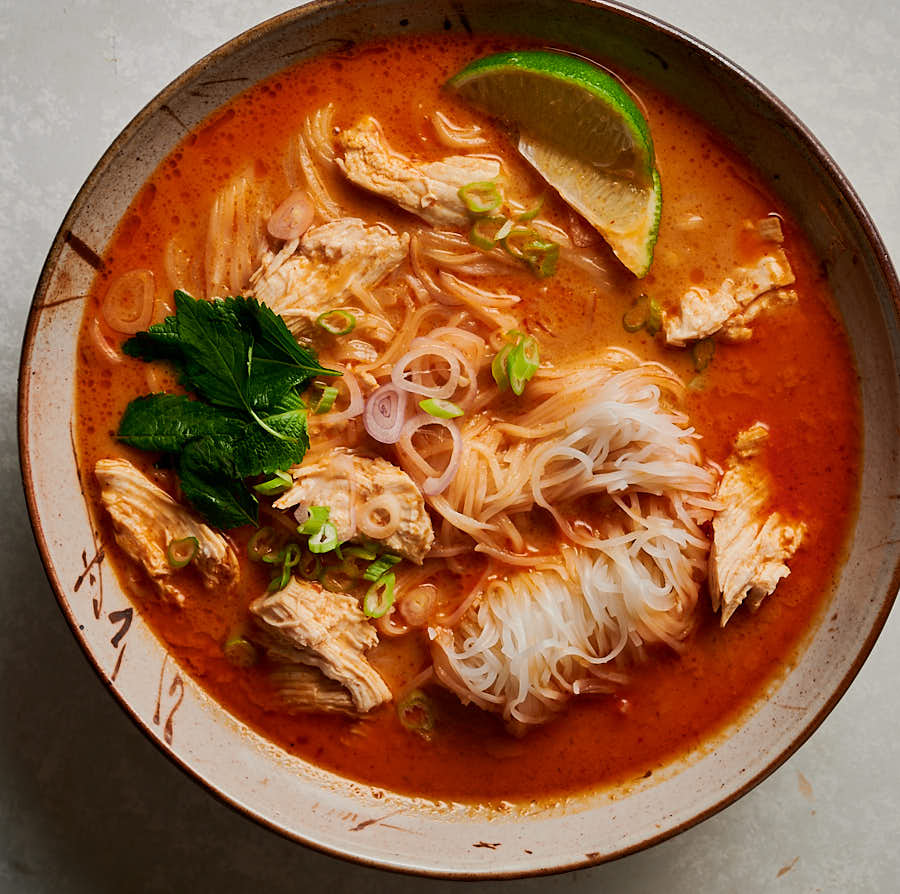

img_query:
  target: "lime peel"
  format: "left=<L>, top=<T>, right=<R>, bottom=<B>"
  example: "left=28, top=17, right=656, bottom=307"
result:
left=447, top=50, right=662, bottom=277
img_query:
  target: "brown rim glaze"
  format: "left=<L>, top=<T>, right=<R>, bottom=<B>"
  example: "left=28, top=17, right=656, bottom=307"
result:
left=17, top=0, right=900, bottom=879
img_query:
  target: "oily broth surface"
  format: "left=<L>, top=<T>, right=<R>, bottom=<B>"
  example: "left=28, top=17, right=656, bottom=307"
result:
left=74, top=35, right=860, bottom=801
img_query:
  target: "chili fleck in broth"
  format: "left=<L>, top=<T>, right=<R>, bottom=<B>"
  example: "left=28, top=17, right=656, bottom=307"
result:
left=75, top=35, right=859, bottom=802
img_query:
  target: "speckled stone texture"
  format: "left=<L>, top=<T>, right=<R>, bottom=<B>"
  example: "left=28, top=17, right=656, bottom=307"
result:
left=2, top=1, right=898, bottom=891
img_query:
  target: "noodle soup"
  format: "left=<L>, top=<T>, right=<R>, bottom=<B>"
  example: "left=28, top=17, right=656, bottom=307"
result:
left=74, top=34, right=859, bottom=802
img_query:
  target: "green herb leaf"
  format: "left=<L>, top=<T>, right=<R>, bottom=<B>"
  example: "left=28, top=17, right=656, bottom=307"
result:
left=232, top=406, right=309, bottom=478
left=170, top=290, right=253, bottom=410
left=177, top=438, right=258, bottom=529
left=121, top=313, right=182, bottom=362
left=118, top=394, right=244, bottom=453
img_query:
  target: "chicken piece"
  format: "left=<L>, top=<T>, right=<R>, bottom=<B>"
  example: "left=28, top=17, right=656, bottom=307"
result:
left=336, top=116, right=501, bottom=228
left=269, top=663, right=358, bottom=716
left=719, top=288, right=798, bottom=343
left=247, top=218, right=408, bottom=333
left=708, top=456, right=806, bottom=626
left=274, top=453, right=434, bottom=563
left=250, top=577, right=391, bottom=713
left=664, top=250, right=795, bottom=346
left=733, top=421, right=770, bottom=458
left=95, top=458, right=239, bottom=606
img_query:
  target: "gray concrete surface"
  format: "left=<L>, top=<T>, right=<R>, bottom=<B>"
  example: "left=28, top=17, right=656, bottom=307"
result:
left=2, top=1, right=898, bottom=891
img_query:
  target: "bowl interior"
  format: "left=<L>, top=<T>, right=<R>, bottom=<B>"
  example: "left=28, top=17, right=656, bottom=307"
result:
left=19, top=0, right=900, bottom=878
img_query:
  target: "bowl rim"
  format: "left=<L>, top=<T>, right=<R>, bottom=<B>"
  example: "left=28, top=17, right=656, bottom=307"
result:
left=17, top=0, right=900, bottom=879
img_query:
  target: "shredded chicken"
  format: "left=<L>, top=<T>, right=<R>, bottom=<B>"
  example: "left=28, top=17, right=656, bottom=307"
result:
left=708, top=446, right=806, bottom=625
left=275, top=452, right=434, bottom=563
left=95, top=459, right=239, bottom=606
left=336, top=116, right=501, bottom=228
left=733, top=421, right=770, bottom=458
left=247, top=218, right=408, bottom=333
left=664, top=250, right=795, bottom=346
left=269, top=663, right=358, bottom=716
left=250, top=577, right=391, bottom=713
left=719, top=288, right=798, bottom=343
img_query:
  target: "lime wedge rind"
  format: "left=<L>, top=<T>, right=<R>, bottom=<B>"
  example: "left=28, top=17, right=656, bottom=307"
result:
left=447, top=50, right=662, bottom=277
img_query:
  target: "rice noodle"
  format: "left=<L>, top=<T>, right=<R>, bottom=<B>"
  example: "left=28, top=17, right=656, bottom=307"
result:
left=284, top=107, right=342, bottom=221
left=205, top=171, right=270, bottom=297
left=430, top=110, right=488, bottom=149
left=430, top=500, right=708, bottom=731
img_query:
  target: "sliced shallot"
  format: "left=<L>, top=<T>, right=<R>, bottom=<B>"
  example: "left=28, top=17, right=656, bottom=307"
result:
left=398, top=413, right=463, bottom=496
left=364, top=383, right=408, bottom=444
left=267, top=189, right=314, bottom=241
left=391, top=340, right=461, bottom=399
left=323, top=368, right=364, bottom=423
left=101, top=269, right=155, bottom=334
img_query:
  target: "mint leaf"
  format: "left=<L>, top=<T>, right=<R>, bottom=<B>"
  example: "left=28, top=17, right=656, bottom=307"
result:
left=233, top=406, right=309, bottom=478
left=246, top=357, right=317, bottom=409
left=122, top=314, right=181, bottom=362
left=228, top=296, right=338, bottom=375
left=116, top=290, right=336, bottom=529
left=172, top=291, right=253, bottom=410
left=118, top=394, right=244, bottom=452
left=178, top=438, right=258, bottom=528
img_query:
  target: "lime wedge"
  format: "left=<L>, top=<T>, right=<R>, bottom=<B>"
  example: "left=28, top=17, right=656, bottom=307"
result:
left=447, top=50, right=661, bottom=277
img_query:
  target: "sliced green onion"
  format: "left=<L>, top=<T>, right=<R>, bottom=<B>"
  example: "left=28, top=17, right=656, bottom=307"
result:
left=502, top=226, right=539, bottom=260
left=321, top=569, right=349, bottom=592
left=247, top=527, right=278, bottom=562
left=315, top=309, right=356, bottom=335
left=297, top=505, right=330, bottom=536
left=312, top=385, right=339, bottom=415
left=692, top=337, right=716, bottom=372
left=308, top=521, right=339, bottom=554
left=622, top=295, right=650, bottom=332
left=297, top=552, right=323, bottom=581
left=342, top=545, right=378, bottom=561
left=523, top=240, right=559, bottom=278
left=491, top=330, right=539, bottom=395
left=506, top=336, right=540, bottom=396
left=267, top=569, right=289, bottom=592
left=646, top=298, right=663, bottom=336
left=494, top=217, right=514, bottom=241
left=167, top=536, right=199, bottom=569
left=261, top=547, right=285, bottom=565
left=223, top=633, right=258, bottom=668
left=252, top=470, right=293, bottom=495
left=419, top=397, right=464, bottom=419
left=516, top=196, right=545, bottom=222
left=458, top=180, right=502, bottom=216
left=491, top=343, right=512, bottom=391
left=469, top=216, right=508, bottom=251
left=363, top=554, right=402, bottom=582
left=282, top=542, right=302, bottom=569
left=363, top=572, right=396, bottom=618
left=337, top=556, right=364, bottom=579
left=397, top=689, right=435, bottom=739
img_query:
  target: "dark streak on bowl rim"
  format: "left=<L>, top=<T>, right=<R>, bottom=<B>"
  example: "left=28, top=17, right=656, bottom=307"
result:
left=16, top=0, right=900, bottom=880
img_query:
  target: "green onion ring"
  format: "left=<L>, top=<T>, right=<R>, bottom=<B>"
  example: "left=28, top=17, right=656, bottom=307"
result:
left=363, top=572, right=396, bottom=618
left=458, top=180, right=503, bottom=216
left=315, top=309, right=356, bottom=336
left=307, top=521, right=339, bottom=554
left=418, top=397, right=464, bottom=419
left=167, top=536, right=199, bottom=569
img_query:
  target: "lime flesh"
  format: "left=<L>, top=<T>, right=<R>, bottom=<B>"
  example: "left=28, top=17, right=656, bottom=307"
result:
left=448, top=51, right=661, bottom=277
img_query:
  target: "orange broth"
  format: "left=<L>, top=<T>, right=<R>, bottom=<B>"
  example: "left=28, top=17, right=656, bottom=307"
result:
left=74, top=34, right=860, bottom=802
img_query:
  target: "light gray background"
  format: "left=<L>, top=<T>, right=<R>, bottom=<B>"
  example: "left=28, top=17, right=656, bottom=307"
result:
left=2, top=1, right=898, bottom=891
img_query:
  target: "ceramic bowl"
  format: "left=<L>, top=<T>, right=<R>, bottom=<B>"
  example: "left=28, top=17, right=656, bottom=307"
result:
left=18, top=0, right=900, bottom=878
